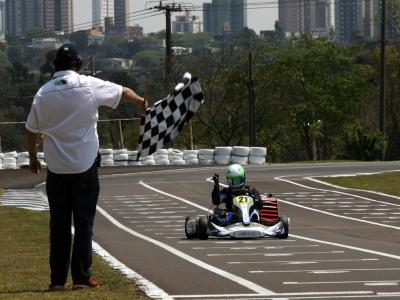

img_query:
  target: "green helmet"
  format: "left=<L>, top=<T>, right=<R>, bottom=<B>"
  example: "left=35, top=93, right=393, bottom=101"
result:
left=226, top=164, right=246, bottom=188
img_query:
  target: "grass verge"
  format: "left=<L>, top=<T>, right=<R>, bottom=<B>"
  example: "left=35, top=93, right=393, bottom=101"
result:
left=316, top=171, right=400, bottom=197
left=0, top=205, right=149, bottom=300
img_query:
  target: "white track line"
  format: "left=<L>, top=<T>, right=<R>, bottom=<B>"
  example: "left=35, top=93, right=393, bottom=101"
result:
left=92, top=240, right=172, bottom=300
left=290, top=234, right=400, bottom=260
left=275, top=175, right=400, bottom=231
left=151, top=178, right=400, bottom=263
left=96, top=205, right=274, bottom=295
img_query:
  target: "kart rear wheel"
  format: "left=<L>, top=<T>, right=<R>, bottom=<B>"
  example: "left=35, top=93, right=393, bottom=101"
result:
left=185, top=216, right=198, bottom=239
left=197, top=216, right=209, bottom=240
left=277, top=215, right=289, bottom=239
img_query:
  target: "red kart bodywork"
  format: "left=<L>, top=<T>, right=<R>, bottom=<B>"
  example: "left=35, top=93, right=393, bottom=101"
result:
left=259, top=195, right=280, bottom=224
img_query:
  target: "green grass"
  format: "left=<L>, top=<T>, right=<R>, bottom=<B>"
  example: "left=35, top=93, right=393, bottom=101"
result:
left=316, top=171, right=400, bottom=197
left=0, top=205, right=149, bottom=299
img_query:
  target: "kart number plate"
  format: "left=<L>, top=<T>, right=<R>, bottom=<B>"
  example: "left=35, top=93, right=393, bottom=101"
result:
left=233, top=231, right=261, bottom=238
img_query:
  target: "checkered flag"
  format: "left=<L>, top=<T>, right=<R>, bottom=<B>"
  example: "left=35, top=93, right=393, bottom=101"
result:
left=137, top=72, right=204, bottom=159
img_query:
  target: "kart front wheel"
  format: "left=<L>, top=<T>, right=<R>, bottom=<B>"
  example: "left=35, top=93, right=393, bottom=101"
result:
left=277, top=215, right=289, bottom=239
left=197, top=216, right=209, bottom=240
left=185, top=216, right=198, bottom=239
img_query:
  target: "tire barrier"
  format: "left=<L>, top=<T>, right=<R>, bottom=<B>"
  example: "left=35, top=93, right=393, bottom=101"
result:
left=0, top=146, right=267, bottom=169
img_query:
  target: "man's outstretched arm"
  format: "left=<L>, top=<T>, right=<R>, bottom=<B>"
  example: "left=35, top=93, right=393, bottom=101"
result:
left=121, top=87, right=149, bottom=113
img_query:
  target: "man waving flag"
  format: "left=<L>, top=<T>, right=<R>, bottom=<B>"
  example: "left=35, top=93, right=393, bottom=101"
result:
left=137, top=73, right=204, bottom=159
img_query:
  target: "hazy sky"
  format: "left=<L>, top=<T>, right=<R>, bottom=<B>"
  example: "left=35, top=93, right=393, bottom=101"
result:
left=74, top=0, right=279, bottom=34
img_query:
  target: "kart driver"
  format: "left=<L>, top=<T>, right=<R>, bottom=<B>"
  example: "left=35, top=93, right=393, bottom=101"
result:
left=211, top=164, right=262, bottom=226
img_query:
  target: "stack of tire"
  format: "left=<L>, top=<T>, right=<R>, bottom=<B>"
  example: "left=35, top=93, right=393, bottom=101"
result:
left=168, top=149, right=185, bottom=165
left=127, top=151, right=141, bottom=166
left=249, top=147, right=267, bottom=165
left=198, top=149, right=215, bottom=165
left=114, top=149, right=128, bottom=166
left=154, top=149, right=170, bottom=165
left=16, top=152, right=29, bottom=168
left=183, top=150, right=199, bottom=165
left=231, top=146, right=249, bottom=165
left=3, top=151, right=17, bottom=169
left=100, top=149, right=114, bottom=166
left=141, top=155, right=156, bottom=165
left=215, top=147, right=232, bottom=165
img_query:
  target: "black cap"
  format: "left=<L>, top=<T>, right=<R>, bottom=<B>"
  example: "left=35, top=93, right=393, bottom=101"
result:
left=53, top=44, right=83, bottom=71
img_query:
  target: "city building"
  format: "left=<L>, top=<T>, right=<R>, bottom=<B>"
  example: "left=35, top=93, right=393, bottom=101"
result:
left=202, top=0, right=247, bottom=37
left=203, top=2, right=212, bottom=34
left=5, top=0, right=25, bottom=37
left=30, top=37, right=63, bottom=49
left=59, top=0, right=73, bottom=33
left=43, top=0, right=73, bottom=34
left=86, top=27, right=105, bottom=45
left=172, top=11, right=202, bottom=33
left=5, top=0, right=73, bottom=39
left=125, top=24, right=143, bottom=40
left=114, top=0, right=129, bottom=31
left=92, top=0, right=114, bottom=30
left=335, top=0, right=381, bottom=44
left=278, top=0, right=331, bottom=37
left=0, top=0, right=5, bottom=33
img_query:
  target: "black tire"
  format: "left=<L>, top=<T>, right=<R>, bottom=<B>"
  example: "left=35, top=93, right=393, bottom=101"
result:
left=277, top=215, right=289, bottom=239
left=197, top=216, right=209, bottom=240
left=185, top=216, right=198, bottom=239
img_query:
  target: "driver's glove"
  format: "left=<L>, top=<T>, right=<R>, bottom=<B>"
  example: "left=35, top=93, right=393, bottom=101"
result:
left=212, top=173, right=219, bottom=185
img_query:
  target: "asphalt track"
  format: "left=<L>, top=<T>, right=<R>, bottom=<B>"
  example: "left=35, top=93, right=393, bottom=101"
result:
left=92, top=162, right=400, bottom=300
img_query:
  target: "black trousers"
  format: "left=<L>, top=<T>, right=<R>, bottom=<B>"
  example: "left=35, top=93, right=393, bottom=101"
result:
left=46, top=161, right=99, bottom=285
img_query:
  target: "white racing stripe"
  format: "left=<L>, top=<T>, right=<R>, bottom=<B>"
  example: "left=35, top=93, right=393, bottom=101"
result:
left=96, top=206, right=274, bottom=295
left=170, top=290, right=376, bottom=299
left=228, top=258, right=378, bottom=265
left=284, top=280, right=400, bottom=285
left=139, top=181, right=212, bottom=213
left=208, top=176, right=400, bottom=261
left=250, top=268, right=400, bottom=274
left=307, top=172, right=400, bottom=200
left=208, top=251, right=344, bottom=257
left=91, top=240, right=172, bottom=300
left=275, top=176, right=400, bottom=231
left=291, top=234, right=400, bottom=260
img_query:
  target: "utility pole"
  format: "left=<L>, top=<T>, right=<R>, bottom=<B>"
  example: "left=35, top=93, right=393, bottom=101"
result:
left=91, top=55, right=95, bottom=76
left=380, top=0, right=386, bottom=160
left=154, top=1, right=182, bottom=87
left=248, top=52, right=256, bottom=146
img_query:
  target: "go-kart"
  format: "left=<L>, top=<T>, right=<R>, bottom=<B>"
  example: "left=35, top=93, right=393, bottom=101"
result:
left=185, top=194, right=289, bottom=240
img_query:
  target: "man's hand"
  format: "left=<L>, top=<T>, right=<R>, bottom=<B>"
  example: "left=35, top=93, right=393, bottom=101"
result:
left=122, top=87, right=149, bottom=113
left=138, top=98, right=149, bottom=113
left=29, top=157, right=42, bottom=174
left=212, top=173, right=219, bottom=185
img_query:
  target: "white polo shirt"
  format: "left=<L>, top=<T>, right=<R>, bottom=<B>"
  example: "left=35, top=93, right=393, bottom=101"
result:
left=26, top=70, right=122, bottom=174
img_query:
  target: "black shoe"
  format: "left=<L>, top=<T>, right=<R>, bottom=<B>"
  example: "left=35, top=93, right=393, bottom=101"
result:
left=48, top=284, right=65, bottom=292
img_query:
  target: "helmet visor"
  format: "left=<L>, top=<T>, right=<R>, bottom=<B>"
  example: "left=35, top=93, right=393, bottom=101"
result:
left=227, top=174, right=245, bottom=188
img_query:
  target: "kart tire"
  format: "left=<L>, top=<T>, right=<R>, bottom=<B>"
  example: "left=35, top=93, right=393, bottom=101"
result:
left=185, top=216, right=198, bottom=239
left=197, top=216, right=209, bottom=240
left=277, top=215, right=289, bottom=239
